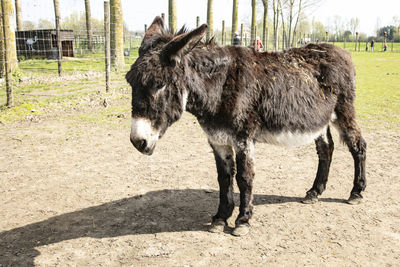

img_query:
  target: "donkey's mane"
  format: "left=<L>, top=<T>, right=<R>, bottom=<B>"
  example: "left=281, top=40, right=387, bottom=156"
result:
left=140, top=24, right=216, bottom=57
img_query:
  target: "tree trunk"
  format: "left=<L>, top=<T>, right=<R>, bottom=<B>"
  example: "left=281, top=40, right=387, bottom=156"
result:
left=288, top=0, right=293, bottom=48
left=53, top=0, right=62, bottom=76
left=1, top=0, right=18, bottom=72
left=273, top=0, right=279, bottom=50
left=104, top=1, right=111, bottom=91
left=222, top=20, right=225, bottom=44
left=84, top=0, right=93, bottom=52
left=206, top=0, right=213, bottom=42
left=278, top=0, right=287, bottom=49
left=250, top=0, right=256, bottom=45
left=291, top=0, right=302, bottom=47
left=231, top=0, right=238, bottom=44
left=1, top=0, right=18, bottom=106
left=0, top=7, right=5, bottom=78
left=262, top=0, right=268, bottom=50
left=14, top=0, right=22, bottom=31
left=110, top=0, right=124, bottom=70
left=53, top=0, right=60, bottom=27
left=168, top=0, right=177, bottom=32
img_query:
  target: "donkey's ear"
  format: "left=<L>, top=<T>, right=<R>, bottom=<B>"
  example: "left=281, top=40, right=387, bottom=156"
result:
left=139, top=17, right=165, bottom=56
left=161, top=24, right=208, bottom=65
left=143, top=16, right=164, bottom=41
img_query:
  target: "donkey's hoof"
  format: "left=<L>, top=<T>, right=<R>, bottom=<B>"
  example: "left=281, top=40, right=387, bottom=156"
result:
left=347, top=193, right=363, bottom=205
left=209, top=219, right=227, bottom=233
left=231, top=224, right=250, bottom=237
left=301, top=194, right=318, bottom=204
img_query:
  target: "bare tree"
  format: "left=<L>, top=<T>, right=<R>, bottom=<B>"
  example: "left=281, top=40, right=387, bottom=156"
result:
left=0, top=7, right=4, bottom=78
left=110, top=0, right=124, bottom=70
left=393, top=16, right=400, bottom=41
left=272, top=0, right=279, bottom=50
left=349, top=17, right=360, bottom=37
left=168, top=0, right=177, bottom=32
left=278, top=0, right=288, bottom=49
left=1, top=0, right=18, bottom=105
left=53, top=0, right=62, bottom=75
left=231, top=0, right=239, bottom=43
left=206, top=0, right=213, bottom=42
left=14, top=0, right=22, bottom=31
left=332, top=15, right=344, bottom=39
left=276, top=0, right=323, bottom=49
left=53, top=0, right=60, bottom=26
left=290, top=0, right=302, bottom=46
left=261, top=0, right=268, bottom=49
left=84, top=0, right=93, bottom=52
left=250, top=0, right=257, bottom=45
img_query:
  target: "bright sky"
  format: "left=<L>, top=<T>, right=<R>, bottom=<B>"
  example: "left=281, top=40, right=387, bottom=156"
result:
left=19, top=0, right=400, bottom=36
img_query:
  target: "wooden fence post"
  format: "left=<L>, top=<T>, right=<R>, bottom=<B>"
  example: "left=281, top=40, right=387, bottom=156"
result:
left=54, top=0, right=62, bottom=76
left=355, top=32, right=358, bottom=51
left=254, top=25, right=257, bottom=49
left=1, top=2, right=13, bottom=106
left=104, top=1, right=110, bottom=92
left=240, top=23, right=243, bottom=45
left=383, top=31, right=387, bottom=51
left=222, top=20, right=225, bottom=45
left=196, top=16, right=199, bottom=28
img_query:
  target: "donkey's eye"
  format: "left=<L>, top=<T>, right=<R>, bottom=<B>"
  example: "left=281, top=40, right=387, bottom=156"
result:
left=153, top=85, right=166, bottom=93
left=155, top=85, right=165, bottom=91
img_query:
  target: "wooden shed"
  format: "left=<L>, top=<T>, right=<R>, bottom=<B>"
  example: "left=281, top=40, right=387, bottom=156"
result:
left=16, top=29, right=75, bottom=59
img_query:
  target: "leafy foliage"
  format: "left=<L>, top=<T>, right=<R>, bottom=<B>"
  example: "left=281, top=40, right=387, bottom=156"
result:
left=377, top=25, right=398, bottom=41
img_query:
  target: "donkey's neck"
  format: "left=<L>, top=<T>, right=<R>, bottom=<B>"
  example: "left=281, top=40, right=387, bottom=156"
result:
left=182, top=46, right=232, bottom=119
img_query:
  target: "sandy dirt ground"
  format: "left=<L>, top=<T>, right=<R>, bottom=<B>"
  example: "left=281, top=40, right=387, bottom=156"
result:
left=1, top=103, right=400, bottom=266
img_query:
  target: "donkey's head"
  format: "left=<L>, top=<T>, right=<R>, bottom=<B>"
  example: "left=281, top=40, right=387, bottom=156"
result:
left=126, top=17, right=207, bottom=155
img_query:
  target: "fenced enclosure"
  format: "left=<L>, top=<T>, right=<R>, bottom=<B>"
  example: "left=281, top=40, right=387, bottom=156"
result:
left=1, top=1, right=400, bottom=266
left=2, top=0, right=400, bottom=108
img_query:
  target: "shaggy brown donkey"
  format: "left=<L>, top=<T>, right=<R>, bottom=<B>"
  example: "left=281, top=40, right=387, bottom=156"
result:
left=127, top=17, right=367, bottom=236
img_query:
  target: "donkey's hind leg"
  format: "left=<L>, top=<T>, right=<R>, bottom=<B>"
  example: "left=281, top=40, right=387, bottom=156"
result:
left=335, top=107, right=367, bottom=205
left=208, top=142, right=236, bottom=233
left=302, top=127, right=334, bottom=204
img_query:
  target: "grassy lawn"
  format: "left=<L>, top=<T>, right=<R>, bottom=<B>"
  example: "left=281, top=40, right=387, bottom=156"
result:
left=352, top=52, right=400, bottom=129
left=1, top=47, right=399, bottom=130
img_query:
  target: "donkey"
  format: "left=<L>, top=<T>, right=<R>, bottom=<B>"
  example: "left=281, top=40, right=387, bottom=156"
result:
left=127, top=17, right=367, bottom=236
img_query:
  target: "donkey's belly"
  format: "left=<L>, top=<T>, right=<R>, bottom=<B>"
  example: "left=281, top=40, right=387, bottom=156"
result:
left=256, top=125, right=327, bottom=146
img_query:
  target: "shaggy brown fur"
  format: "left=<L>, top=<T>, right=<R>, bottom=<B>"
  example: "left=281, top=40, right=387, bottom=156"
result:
left=127, top=17, right=367, bottom=235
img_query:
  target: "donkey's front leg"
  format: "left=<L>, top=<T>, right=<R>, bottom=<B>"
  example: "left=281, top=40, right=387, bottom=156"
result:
left=209, top=142, right=236, bottom=233
left=232, top=141, right=255, bottom=236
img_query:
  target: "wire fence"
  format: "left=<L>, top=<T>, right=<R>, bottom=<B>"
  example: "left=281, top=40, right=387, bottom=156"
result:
left=1, top=0, right=400, bottom=107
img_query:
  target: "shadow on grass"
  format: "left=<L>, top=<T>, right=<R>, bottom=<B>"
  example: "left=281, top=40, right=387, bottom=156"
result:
left=0, top=189, right=344, bottom=266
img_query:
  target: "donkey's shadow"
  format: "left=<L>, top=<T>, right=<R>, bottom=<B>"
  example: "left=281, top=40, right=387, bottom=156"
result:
left=0, top=189, right=344, bottom=266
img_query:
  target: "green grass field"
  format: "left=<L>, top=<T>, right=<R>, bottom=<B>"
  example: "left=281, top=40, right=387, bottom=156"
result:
left=1, top=47, right=399, bottom=130
left=352, top=52, right=400, bottom=129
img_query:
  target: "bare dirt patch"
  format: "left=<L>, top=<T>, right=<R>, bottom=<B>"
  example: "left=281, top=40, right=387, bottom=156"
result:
left=1, top=111, right=399, bottom=266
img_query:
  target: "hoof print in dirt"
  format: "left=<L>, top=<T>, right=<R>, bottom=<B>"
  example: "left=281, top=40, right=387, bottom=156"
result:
left=231, top=224, right=250, bottom=237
